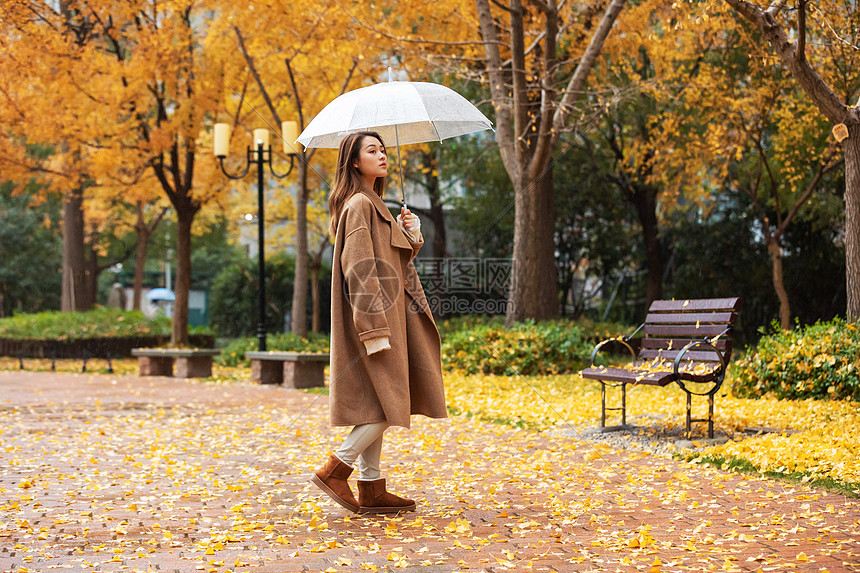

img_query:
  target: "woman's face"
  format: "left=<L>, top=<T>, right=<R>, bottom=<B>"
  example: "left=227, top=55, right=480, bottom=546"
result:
left=353, top=136, right=388, bottom=183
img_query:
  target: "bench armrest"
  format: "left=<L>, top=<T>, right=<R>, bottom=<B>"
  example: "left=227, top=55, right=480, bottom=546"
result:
left=673, top=339, right=726, bottom=374
left=589, top=323, right=642, bottom=367
left=672, top=333, right=729, bottom=395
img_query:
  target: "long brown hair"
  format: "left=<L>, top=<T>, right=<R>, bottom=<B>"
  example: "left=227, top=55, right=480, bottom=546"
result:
left=328, top=131, right=387, bottom=238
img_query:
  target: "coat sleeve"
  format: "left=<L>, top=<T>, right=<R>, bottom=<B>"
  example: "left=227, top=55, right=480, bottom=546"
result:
left=397, top=215, right=424, bottom=259
left=340, top=199, right=393, bottom=342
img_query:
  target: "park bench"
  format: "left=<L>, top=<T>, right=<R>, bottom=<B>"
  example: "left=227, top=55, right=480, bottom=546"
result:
left=131, top=348, right=220, bottom=378
left=245, top=351, right=329, bottom=388
left=580, top=297, right=741, bottom=438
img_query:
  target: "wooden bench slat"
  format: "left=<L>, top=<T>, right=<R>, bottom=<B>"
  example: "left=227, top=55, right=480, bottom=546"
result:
left=648, top=297, right=741, bottom=312
left=644, top=311, right=737, bottom=325
left=643, top=324, right=730, bottom=337
left=580, top=366, right=675, bottom=386
left=641, top=338, right=730, bottom=351
left=638, top=349, right=725, bottom=362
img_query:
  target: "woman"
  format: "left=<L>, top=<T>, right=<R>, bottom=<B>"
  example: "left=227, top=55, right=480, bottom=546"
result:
left=311, top=131, right=447, bottom=514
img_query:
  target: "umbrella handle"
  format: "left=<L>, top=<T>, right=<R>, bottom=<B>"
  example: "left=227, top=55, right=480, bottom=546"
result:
left=394, top=124, right=406, bottom=208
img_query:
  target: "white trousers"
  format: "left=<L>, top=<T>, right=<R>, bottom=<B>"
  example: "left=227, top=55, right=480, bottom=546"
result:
left=335, top=422, right=389, bottom=480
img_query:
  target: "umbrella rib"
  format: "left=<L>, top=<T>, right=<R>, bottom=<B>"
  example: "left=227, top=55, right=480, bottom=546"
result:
left=429, top=120, right=442, bottom=143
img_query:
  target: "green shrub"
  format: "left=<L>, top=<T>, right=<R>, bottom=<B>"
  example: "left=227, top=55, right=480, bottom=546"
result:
left=436, top=314, right=505, bottom=338
left=731, top=318, right=860, bottom=401
left=217, top=332, right=330, bottom=367
left=208, top=253, right=332, bottom=338
left=0, top=308, right=172, bottom=340
left=440, top=318, right=626, bottom=376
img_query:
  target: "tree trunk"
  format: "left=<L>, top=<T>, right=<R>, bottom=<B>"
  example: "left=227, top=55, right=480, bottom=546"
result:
left=845, top=130, right=860, bottom=320
left=61, top=186, right=93, bottom=312
left=506, top=166, right=560, bottom=325
left=132, top=202, right=150, bottom=311
left=132, top=232, right=148, bottom=311
left=85, top=244, right=99, bottom=308
left=291, top=161, right=309, bottom=336
left=476, top=0, right=623, bottom=327
left=172, top=208, right=193, bottom=346
left=766, top=236, right=792, bottom=329
left=634, top=185, right=663, bottom=306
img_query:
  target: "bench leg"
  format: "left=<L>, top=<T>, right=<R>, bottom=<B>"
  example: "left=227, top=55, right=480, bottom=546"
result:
left=138, top=356, right=173, bottom=377
left=684, top=390, right=717, bottom=439
left=600, top=381, right=628, bottom=430
left=621, top=382, right=627, bottom=427
left=600, top=382, right=606, bottom=428
left=251, top=360, right=283, bottom=385
left=175, top=356, right=213, bottom=378
left=284, top=361, right=325, bottom=389
left=708, top=394, right=715, bottom=439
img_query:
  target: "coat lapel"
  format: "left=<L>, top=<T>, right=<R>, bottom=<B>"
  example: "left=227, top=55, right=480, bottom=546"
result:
left=359, top=189, right=413, bottom=251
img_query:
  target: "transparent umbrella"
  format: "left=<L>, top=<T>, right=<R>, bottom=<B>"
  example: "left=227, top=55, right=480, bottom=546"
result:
left=296, top=71, right=493, bottom=206
left=145, top=288, right=175, bottom=302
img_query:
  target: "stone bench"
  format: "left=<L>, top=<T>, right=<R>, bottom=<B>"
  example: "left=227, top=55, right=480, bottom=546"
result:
left=245, top=351, right=329, bottom=388
left=131, top=348, right=221, bottom=378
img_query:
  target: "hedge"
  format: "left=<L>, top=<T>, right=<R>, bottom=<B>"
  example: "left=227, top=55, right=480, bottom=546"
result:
left=731, top=318, right=860, bottom=401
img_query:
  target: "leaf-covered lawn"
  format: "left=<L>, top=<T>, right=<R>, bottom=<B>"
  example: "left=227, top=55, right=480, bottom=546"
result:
left=443, top=371, right=860, bottom=490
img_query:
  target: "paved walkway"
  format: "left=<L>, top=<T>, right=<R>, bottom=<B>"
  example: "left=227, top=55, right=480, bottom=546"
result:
left=0, top=370, right=858, bottom=572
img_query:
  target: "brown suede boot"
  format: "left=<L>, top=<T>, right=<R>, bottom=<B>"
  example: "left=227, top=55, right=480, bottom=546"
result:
left=310, top=455, right=359, bottom=513
left=357, top=479, right=416, bottom=514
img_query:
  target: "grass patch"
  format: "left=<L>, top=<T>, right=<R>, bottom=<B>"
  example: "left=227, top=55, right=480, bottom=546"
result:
left=302, top=386, right=330, bottom=395
left=446, top=405, right=537, bottom=430
left=687, top=452, right=860, bottom=498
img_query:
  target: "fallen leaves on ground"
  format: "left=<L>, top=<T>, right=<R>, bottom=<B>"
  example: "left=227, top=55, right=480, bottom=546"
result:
left=0, top=363, right=859, bottom=572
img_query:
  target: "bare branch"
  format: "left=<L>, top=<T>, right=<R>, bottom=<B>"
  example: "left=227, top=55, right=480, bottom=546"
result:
left=780, top=152, right=844, bottom=233
left=528, top=0, right=554, bottom=14
left=489, top=0, right=515, bottom=13
left=542, top=0, right=625, bottom=164
left=796, top=0, right=806, bottom=62
left=234, top=25, right=281, bottom=127
left=724, top=0, right=847, bottom=123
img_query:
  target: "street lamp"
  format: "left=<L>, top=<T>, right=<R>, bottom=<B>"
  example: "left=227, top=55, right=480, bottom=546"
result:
left=214, top=121, right=300, bottom=351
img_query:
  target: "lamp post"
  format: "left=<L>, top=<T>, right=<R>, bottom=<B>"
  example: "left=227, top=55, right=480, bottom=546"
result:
left=214, top=121, right=300, bottom=351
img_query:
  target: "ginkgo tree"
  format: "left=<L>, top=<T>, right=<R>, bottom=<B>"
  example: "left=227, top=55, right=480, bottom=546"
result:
left=0, top=3, right=171, bottom=314
left=580, top=0, right=846, bottom=325
left=721, top=0, right=860, bottom=320
left=0, top=1, right=106, bottom=312
left=1, top=1, right=235, bottom=344
left=695, top=47, right=844, bottom=329
left=207, top=0, right=397, bottom=336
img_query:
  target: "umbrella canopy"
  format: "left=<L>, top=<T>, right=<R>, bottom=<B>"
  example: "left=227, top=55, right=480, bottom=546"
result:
left=297, top=78, right=493, bottom=206
left=146, top=288, right=176, bottom=302
left=296, top=81, right=493, bottom=150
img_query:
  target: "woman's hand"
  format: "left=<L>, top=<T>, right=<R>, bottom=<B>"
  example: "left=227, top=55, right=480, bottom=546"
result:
left=400, top=207, right=419, bottom=231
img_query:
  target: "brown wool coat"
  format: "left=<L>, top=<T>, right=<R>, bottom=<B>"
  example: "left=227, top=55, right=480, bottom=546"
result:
left=329, top=189, right=447, bottom=429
